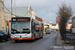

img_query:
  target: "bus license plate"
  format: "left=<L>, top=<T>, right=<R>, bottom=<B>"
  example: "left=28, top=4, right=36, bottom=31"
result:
left=19, top=38, right=23, bottom=40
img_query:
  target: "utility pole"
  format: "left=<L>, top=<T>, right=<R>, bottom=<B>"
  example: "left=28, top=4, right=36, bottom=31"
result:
left=11, top=0, right=13, bottom=17
left=8, top=0, right=13, bottom=37
left=14, top=0, right=16, bottom=15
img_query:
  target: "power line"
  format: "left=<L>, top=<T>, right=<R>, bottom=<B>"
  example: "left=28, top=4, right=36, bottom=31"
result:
left=0, top=1, right=44, bottom=21
left=0, top=1, right=15, bottom=15
left=23, top=11, right=28, bottom=17
left=23, top=11, right=35, bottom=17
left=0, top=1, right=10, bottom=13
left=0, top=1, right=35, bottom=17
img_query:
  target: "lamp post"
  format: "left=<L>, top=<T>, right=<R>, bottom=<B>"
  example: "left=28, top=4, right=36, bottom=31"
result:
left=14, top=0, right=16, bottom=15
left=11, top=0, right=12, bottom=17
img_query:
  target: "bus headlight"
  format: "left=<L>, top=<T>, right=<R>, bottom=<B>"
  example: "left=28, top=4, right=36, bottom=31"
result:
left=27, top=33, right=32, bottom=38
left=11, top=34, right=15, bottom=38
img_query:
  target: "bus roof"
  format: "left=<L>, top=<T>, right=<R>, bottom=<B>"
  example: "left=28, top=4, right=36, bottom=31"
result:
left=11, top=17, right=32, bottom=18
left=11, top=17, right=43, bottom=24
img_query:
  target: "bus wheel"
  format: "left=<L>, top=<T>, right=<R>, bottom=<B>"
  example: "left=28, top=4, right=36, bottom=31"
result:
left=32, top=35, right=35, bottom=41
left=41, top=34, right=43, bottom=38
left=15, top=40, right=18, bottom=42
left=0, top=40, right=2, bottom=42
left=39, top=34, right=41, bottom=38
left=5, top=36, right=8, bottom=41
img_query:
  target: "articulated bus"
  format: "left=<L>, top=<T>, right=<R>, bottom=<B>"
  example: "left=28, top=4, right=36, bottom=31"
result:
left=10, top=17, right=44, bottom=42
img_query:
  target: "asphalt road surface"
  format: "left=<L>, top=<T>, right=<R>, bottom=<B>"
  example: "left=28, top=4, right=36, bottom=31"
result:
left=0, top=31, right=58, bottom=50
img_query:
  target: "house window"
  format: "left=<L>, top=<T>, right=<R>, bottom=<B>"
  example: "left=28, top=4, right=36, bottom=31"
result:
left=1, top=1, right=4, bottom=9
left=2, top=27, right=4, bottom=30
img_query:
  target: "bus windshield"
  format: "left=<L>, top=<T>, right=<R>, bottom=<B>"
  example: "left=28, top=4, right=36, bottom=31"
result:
left=11, top=21, right=30, bottom=33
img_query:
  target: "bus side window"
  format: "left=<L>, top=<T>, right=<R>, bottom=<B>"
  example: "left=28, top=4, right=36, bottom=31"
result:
left=31, top=21, right=36, bottom=33
left=34, top=23, right=35, bottom=31
left=31, top=21, right=34, bottom=33
left=35, top=24, right=40, bottom=32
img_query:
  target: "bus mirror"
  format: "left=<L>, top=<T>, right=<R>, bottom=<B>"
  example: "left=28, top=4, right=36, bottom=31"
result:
left=7, top=20, right=11, bottom=25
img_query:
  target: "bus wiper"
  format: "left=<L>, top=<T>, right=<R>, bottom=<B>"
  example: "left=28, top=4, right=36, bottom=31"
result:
left=12, top=28, right=20, bottom=33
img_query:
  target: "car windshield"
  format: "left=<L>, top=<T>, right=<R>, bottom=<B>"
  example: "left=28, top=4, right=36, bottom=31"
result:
left=46, top=30, right=50, bottom=32
left=11, top=21, right=30, bottom=33
left=0, top=31, right=2, bottom=34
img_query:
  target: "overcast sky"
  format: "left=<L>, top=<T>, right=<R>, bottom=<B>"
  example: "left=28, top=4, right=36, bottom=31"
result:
left=4, top=0, right=75, bottom=23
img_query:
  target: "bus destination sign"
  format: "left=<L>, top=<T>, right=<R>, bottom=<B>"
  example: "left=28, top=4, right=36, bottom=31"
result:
left=12, top=18, right=30, bottom=22
left=18, top=19, right=27, bottom=21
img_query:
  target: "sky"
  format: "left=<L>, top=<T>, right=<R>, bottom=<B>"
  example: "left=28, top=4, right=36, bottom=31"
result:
left=4, top=0, right=75, bottom=23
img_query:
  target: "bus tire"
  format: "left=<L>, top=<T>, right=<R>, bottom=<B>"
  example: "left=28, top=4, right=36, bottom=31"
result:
left=41, top=34, right=43, bottom=38
left=32, top=34, right=35, bottom=41
left=5, top=36, right=8, bottom=41
left=32, top=38, right=35, bottom=41
left=34, top=34, right=36, bottom=40
left=39, top=34, right=41, bottom=38
left=5, top=38, right=8, bottom=41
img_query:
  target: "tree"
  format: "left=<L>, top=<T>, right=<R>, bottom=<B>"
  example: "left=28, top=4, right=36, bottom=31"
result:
left=58, top=3, right=73, bottom=41
left=45, top=27, right=48, bottom=32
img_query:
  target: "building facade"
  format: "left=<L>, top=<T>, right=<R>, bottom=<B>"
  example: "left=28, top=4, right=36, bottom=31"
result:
left=4, top=12, right=16, bottom=21
left=56, top=17, right=59, bottom=23
left=44, top=22, right=59, bottom=30
left=0, top=0, right=16, bottom=31
left=72, top=17, right=75, bottom=28
left=0, top=0, right=6, bottom=31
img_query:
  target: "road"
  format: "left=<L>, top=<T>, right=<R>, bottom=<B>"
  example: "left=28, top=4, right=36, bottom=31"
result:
left=0, top=31, right=58, bottom=50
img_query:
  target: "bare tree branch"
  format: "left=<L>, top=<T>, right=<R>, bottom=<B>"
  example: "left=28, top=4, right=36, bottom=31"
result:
left=57, top=3, right=73, bottom=40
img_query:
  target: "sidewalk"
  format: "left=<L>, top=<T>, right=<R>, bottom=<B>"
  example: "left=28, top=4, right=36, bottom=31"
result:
left=56, top=32, right=64, bottom=45
left=53, top=32, right=75, bottom=50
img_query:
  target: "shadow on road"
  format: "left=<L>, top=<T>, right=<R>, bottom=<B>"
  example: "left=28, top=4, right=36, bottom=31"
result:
left=0, top=40, right=7, bottom=43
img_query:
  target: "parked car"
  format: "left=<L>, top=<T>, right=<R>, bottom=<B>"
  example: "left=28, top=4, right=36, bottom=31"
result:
left=50, top=30, right=53, bottom=32
left=46, top=30, right=50, bottom=34
left=53, top=30, right=56, bottom=32
left=0, top=30, right=8, bottom=41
